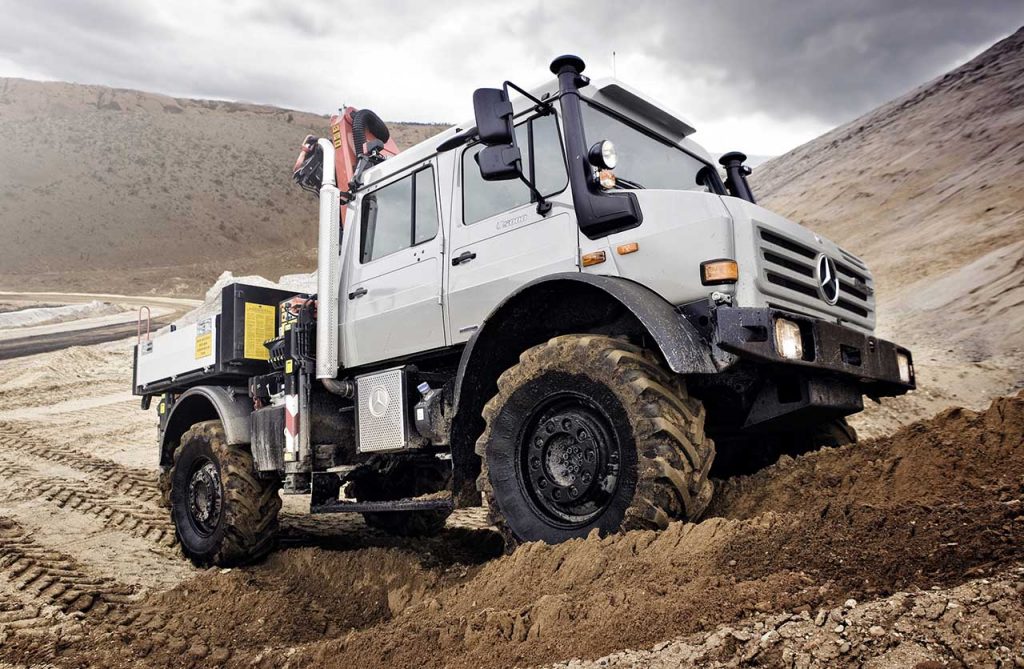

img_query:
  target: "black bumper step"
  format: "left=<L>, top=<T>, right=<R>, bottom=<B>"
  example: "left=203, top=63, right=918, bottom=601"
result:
left=310, top=497, right=454, bottom=515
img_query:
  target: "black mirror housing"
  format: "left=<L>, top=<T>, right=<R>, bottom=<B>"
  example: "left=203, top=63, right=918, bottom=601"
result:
left=473, top=88, right=515, bottom=146
left=475, top=144, right=521, bottom=181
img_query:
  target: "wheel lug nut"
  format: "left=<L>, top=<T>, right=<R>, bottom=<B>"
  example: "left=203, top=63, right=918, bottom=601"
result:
left=569, top=485, right=578, bottom=497
left=581, top=472, right=592, bottom=483
left=562, top=418, right=572, bottom=430
left=552, top=488, right=561, bottom=500
left=537, top=478, right=547, bottom=489
left=530, top=457, right=540, bottom=470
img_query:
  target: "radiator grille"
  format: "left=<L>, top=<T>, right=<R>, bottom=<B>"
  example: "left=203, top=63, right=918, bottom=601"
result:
left=757, top=228, right=875, bottom=328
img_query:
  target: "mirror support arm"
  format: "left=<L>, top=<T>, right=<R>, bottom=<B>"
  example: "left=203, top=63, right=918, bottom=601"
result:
left=503, top=81, right=554, bottom=115
left=517, top=172, right=553, bottom=215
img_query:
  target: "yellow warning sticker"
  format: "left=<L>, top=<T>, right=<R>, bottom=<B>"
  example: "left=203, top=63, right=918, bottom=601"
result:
left=194, top=317, right=213, bottom=360
left=243, top=303, right=276, bottom=360
left=194, top=333, right=213, bottom=359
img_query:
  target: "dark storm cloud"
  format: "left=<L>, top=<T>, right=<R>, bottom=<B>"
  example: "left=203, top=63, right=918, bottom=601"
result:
left=542, top=0, right=1024, bottom=124
left=0, top=0, right=1021, bottom=151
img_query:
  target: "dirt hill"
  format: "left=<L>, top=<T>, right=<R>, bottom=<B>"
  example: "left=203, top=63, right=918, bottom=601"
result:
left=0, top=78, right=447, bottom=295
left=754, top=27, right=1024, bottom=360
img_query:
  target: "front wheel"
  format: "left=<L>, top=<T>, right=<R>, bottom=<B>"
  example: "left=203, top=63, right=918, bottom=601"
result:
left=169, top=420, right=281, bottom=566
left=477, top=335, right=715, bottom=548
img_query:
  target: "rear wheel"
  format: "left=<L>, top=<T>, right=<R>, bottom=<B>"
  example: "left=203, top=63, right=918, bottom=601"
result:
left=169, top=420, right=281, bottom=566
left=477, top=335, right=715, bottom=548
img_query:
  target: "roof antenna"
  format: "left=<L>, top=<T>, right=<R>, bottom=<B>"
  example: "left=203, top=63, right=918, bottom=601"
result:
left=612, top=51, right=617, bottom=78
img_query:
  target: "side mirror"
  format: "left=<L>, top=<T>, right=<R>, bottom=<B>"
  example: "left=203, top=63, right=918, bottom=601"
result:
left=472, top=87, right=520, bottom=181
left=472, top=88, right=515, bottom=145
left=475, top=144, right=522, bottom=182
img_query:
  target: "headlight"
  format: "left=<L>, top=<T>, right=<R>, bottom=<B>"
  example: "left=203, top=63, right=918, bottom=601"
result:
left=896, top=352, right=912, bottom=383
left=774, top=318, right=803, bottom=360
left=588, top=140, right=617, bottom=170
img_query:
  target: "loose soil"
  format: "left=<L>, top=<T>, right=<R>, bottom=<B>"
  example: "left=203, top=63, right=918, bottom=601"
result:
left=0, top=334, right=1018, bottom=668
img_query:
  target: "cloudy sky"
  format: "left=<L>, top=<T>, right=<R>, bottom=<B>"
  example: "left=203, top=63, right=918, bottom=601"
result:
left=1, top=0, right=1021, bottom=155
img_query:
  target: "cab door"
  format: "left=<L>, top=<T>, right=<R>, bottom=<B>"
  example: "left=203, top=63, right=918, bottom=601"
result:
left=341, top=162, right=446, bottom=367
left=446, top=111, right=578, bottom=343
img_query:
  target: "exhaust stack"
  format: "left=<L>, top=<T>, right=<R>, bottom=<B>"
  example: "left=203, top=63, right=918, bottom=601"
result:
left=315, top=138, right=341, bottom=380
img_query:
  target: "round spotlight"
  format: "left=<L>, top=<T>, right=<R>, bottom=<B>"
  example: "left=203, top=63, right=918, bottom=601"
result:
left=588, top=140, right=617, bottom=170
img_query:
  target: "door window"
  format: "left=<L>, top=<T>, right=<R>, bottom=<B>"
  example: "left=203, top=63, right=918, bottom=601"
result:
left=360, top=166, right=438, bottom=263
left=462, top=112, right=568, bottom=224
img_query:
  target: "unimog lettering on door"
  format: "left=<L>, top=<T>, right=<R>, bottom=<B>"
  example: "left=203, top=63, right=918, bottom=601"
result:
left=133, top=55, right=914, bottom=566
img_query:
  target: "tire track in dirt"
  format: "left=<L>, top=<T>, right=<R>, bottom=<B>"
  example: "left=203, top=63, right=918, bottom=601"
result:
left=0, top=517, right=220, bottom=666
left=0, top=420, right=161, bottom=505
left=0, top=420, right=176, bottom=550
left=0, top=517, right=140, bottom=623
left=31, top=477, right=178, bottom=548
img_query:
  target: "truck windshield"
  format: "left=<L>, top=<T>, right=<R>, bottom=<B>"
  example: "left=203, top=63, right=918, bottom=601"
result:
left=581, top=102, right=714, bottom=192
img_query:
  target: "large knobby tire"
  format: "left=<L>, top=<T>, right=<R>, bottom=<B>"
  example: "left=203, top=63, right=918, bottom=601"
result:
left=476, top=335, right=715, bottom=548
left=348, top=457, right=453, bottom=537
left=169, top=420, right=281, bottom=566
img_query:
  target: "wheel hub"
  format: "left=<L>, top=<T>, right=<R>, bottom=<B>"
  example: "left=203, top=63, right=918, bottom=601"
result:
left=521, top=397, right=620, bottom=525
left=188, top=461, right=222, bottom=536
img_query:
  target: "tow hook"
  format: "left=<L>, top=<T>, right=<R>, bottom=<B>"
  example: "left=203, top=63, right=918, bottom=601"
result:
left=711, top=291, right=733, bottom=306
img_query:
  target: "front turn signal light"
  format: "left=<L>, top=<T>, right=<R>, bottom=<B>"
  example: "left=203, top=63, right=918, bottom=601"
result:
left=597, top=169, right=617, bottom=190
left=581, top=251, right=607, bottom=267
left=774, top=318, right=804, bottom=360
left=700, top=259, right=739, bottom=285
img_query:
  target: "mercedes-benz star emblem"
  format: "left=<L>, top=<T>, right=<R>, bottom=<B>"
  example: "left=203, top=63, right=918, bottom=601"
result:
left=368, top=385, right=391, bottom=418
left=814, top=253, right=840, bottom=305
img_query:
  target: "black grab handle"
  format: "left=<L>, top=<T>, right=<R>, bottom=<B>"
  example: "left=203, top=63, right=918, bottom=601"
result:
left=452, top=251, right=477, bottom=266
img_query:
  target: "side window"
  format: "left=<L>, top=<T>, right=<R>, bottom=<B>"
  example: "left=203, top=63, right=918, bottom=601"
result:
left=360, top=166, right=438, bottom=263
left=462, top=112, right=567, bottom=224
left=414, top=169, right=439, bottom=244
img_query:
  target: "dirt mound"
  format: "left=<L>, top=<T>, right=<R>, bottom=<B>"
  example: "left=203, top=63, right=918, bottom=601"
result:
left=558, top=565, right=1024, bottom=668
left=710, top=390, right=1024, bottom=519
left=12, top=392, right=1020, bottom=669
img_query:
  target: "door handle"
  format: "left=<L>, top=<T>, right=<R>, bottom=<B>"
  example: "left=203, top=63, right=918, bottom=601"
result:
left=348, top=287, right=367, bottom=299
left=452, top=251, right=477, bottom=266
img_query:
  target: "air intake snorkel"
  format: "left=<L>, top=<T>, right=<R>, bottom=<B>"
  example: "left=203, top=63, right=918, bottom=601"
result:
left=719, top=151, right=756, bottom=203
left=551, top=55, right=643, bottom=239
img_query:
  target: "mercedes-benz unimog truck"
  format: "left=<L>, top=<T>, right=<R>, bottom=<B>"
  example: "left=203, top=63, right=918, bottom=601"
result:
left=132, top=55, right=914, bottom=566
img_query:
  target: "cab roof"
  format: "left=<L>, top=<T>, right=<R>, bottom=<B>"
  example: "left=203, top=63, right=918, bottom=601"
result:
left=360, top=77, right=705, bottom=186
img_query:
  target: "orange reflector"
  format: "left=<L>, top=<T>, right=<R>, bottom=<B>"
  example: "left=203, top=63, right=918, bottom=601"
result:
left=700, top=259, right=739, bottom=285
left=616, top=242, right=639, bottom=255
left=581, top=251, right=607, bottom=267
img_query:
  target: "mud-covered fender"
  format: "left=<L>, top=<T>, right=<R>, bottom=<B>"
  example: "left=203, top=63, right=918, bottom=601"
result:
left=447, top=273, right=716, bottom=505
left=158, top=385, right=252, bottom=466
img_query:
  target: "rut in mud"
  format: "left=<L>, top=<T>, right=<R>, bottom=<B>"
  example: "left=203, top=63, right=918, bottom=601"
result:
left=4, top=391, right=1018, bottom=669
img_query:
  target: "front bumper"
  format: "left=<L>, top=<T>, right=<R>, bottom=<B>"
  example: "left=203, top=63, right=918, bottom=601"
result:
left=712, top=307, right=915, bottom=397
